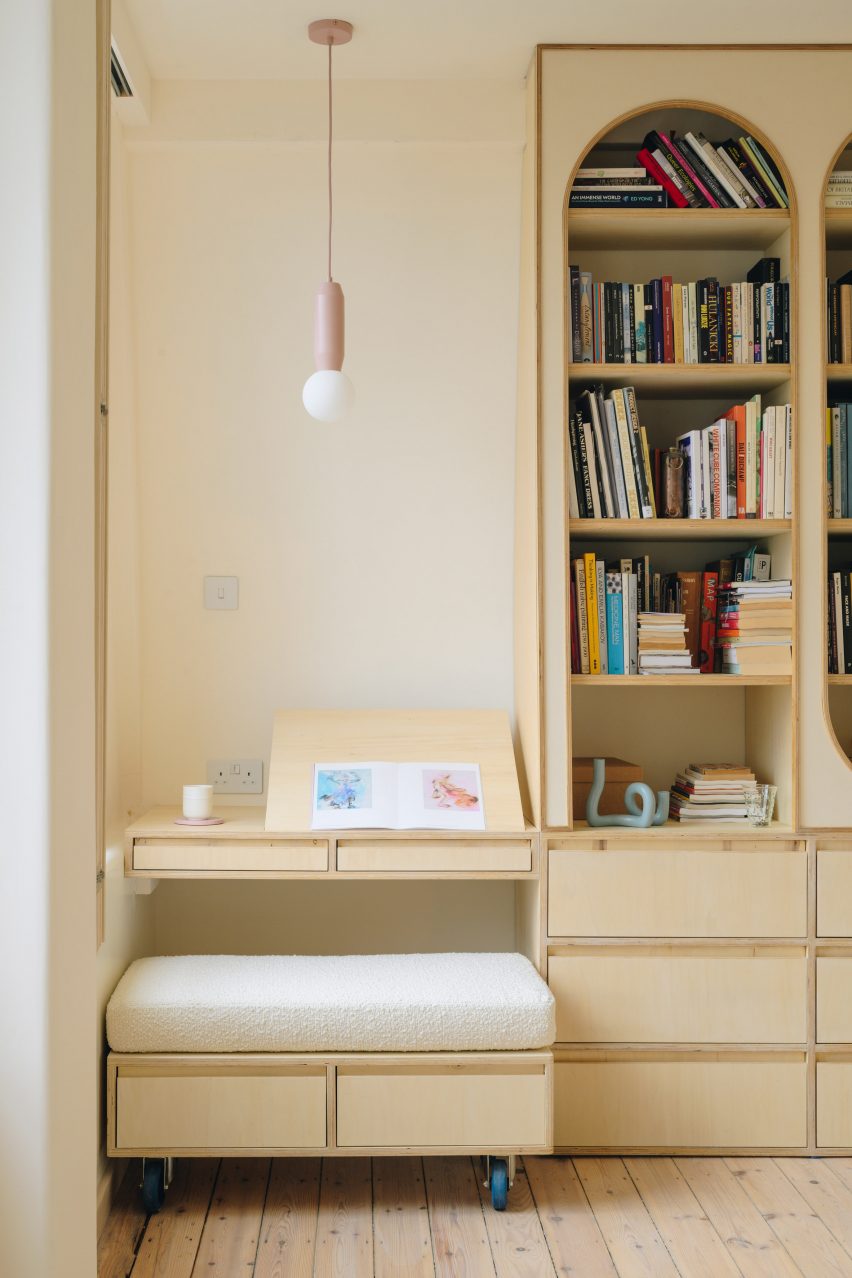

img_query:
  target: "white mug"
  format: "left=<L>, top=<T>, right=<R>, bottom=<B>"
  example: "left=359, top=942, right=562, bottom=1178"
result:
left=183, top=784, right=213, bottom=820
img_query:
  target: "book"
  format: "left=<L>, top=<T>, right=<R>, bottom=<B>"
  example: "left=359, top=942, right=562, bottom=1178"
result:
left=568, top=188, right=666, bottom=207
left=312, top=762, right=485, bottom=831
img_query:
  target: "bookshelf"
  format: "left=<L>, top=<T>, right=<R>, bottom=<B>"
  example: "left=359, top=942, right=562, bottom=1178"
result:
left=563, top=105, right=794, bottom=830
left=825, top=144, right=852, bottom=765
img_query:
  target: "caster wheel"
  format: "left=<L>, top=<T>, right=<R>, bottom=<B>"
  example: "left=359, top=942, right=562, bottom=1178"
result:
left=490, top=1158, right=509, bottom=1211
left=142, top=1159, right=166, bottom=1214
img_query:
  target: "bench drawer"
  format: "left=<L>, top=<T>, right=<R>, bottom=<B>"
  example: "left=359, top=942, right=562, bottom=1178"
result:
left=817, top=851, right=852, bottom=936
left=550, top=947, right=806, bottom=1044
left=555, top=1054, right=806, bottom=1148
left=549, top=846, right=806, bottom=938
left=336, top=840, right=532, bottom=873
left=132, top=839, right=328, bottom=874
left=114, top=1066, right=327, bottom=1152
left=817, top=958, right=852, bottom=1042
left=336, top=1063, right=550, bottom=1149
left=817, top=1060, right=852, bottom=1147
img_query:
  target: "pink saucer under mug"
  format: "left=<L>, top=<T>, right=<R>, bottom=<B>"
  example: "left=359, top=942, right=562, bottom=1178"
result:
left=174, top=816, right=225, bottom=826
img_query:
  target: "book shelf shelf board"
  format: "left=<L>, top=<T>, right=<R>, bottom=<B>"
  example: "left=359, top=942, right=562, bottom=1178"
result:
left=567, top=363, right=791, bottom=397
left=264, top=709, right=526, bottom=834
left=567, top=208, right=790, bottom=252
left=566, top=819, right=796, bottom=838
left=828, top=675, right=852, bottom=686
left=571, top=675, right=791, bottom=687
left=828, top=520, right=852, bottom=537
left=827, top=365, right=852, bottom=384
left=825, top=210, right=852, bottom=249
left=569, top=519, right=791, bottom=542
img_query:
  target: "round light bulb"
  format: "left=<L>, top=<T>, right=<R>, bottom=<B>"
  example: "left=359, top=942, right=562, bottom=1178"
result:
left=302, top=369, right=354, bottom=423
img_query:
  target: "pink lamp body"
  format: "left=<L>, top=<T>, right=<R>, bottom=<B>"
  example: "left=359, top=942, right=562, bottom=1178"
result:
left=314, top=280, right=345, bottom=371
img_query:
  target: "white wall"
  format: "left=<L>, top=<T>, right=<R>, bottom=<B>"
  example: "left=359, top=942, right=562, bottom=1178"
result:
left=122, top=80, right=525, bottom=807
left=0, top=1, right=97, bottom=1274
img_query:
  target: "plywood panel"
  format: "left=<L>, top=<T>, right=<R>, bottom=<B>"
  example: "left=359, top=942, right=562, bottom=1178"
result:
left=817, top=958, right=852, bottom=1042
left=550, top=948, right=807, bottom=1044
left=266, top=709, right=525, bottom=832
left=133, top=840, right=327, bottom=873
left=555, top=1056, right=807, bottom=1148
left=336, top=1068, right=548, bottom=1149
left=817, top=1061, right=852, bottom=1147
left=817, top=849, right=852, bottom=935
left=337, top=839, right=531, bottom=873
left=115, top=1071, right=327, bottom=1151
left=549, top=847, right=806, bottom=938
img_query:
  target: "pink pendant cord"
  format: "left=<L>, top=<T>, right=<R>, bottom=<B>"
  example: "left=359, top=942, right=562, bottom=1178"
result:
left=327, top=40, right=333, bottom=283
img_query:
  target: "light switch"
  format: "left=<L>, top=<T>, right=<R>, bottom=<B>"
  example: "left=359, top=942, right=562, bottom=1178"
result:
left=204, top=576, right=239, bottom=610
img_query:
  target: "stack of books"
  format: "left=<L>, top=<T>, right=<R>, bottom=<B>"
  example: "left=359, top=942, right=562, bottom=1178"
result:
left=828, top=567, right=852, bottom=674
left=636, top=130, right=788, bottom=209
left=670, top=763, right=757, bottom=822
left=827, top=402, right=852, bottom=516
left=717, top=579, right=793, bottom=675
left=569, top=167, right=667, bottom=209
left=567, top=259, right=790, bottom=365
left=826, top=172, right=852, bottom=209
left=569, top=385, right=792, bottom=522
left=826, top=274, right=852, bottom=362
left=638, top=612, right=697, bottom=675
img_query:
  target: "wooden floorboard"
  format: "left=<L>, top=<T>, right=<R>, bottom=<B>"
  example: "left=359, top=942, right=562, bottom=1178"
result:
left=98, top=1156, right=852, bottom=1278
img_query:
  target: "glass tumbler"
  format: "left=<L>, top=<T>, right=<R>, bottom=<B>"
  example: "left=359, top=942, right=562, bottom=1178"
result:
left=744, top=783, right=777, bottom=827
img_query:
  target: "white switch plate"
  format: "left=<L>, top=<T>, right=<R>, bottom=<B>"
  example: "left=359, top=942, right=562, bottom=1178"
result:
left=204, top=576, right=239, bottom=610
left=207, top=758, right=263, bottom=794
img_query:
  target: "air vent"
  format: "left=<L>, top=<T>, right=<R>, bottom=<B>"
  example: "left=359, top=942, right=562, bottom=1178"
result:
left=110, top=44, right=133, bottom=98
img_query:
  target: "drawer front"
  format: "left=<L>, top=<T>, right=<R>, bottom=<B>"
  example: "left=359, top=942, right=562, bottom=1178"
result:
left=817, top=958, right=852, bottom=1042
left=555, top=1055, right=806, bottom=1148
left=550, top=947, right=807, bottom=1044
left=115, top=1068, right=327, bottom=1151
left=132, top=839, right=328, bottom=874
left=549, top=847, right=806, bottom=938
left=336, top=840, right=532, bottom=873
left=817, top=851, right=852, bottom=936
left=337, top=1066, right=549, bottom=1149
left=817, top=1060, right=852, bottom=1147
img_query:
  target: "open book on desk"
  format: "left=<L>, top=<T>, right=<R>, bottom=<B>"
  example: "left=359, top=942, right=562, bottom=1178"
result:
left=311, top=762, right=485, bottom=831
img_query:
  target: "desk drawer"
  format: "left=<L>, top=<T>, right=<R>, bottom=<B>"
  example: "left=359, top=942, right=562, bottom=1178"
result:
left=550, top=947, right=806, bottom=1044
left=555, top=1053, right=807, bottom=1148
left=817, top=851, right=852, bottom=936
left=336, top=1062, right=549, bottom=1149
left=132, top=839, right=328, bottom=874
left=336, top=840, right=532, bottom=874
left=115, top=1066, right=327, bottom=1152
left=549, top=845, right=806, bottom=938
left=817, top=958, right=852, bottom=1042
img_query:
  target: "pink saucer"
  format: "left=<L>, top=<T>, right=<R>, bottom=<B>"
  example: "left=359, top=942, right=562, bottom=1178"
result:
left=174, top=816, right=226, bottom=826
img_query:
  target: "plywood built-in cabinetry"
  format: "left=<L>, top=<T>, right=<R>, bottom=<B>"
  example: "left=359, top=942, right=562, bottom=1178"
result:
left=514, top=45, right=852, bottom=1152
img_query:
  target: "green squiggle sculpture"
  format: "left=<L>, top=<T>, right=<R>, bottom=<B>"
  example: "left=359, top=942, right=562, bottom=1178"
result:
left=585, top=756, right=670, bottom=828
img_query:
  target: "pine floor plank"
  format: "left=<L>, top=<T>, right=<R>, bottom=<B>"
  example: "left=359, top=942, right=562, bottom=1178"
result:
left=675, top=1157, right=804, bottom=1278
left=625, top=1157, right=741, bottom=1278
left=190, top=1158, right=270, bottom=1276
left=373, top=1157, right=434, bottom=1278
left=475, top=1161, right=557, bottom=1278
left=725, top=1158, right=852, bottom=1278
left=825, top=1161, right=852, bottom=1197
left=132, top=1160, right=218, bottom=1278
left=253, top=1158, right=321, bottom=1278
left=425, top=1156, right=496, bottom=1278
left=313, top=1157, right=373, bottom=1278
left=575, top=1158, right=680, bottom=1278
left=97, top=1162, right=148, bottom=1278
left=525, top=1156, right=619, bottom=1278
left=775, top=1160, right=852, bottom=1261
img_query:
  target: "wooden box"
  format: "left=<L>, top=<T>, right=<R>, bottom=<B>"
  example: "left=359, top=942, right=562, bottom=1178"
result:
left=571, top=757, right=643, bottom=820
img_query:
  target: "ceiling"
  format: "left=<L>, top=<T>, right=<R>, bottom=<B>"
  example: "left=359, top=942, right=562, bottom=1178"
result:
left=123, top=0, right=852, bottom=81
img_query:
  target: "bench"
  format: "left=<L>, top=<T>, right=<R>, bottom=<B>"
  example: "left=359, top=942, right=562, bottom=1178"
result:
left=106, top=952, right=555, bottom=1211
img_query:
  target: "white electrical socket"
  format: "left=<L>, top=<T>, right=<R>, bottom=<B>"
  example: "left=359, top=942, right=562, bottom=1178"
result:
left=207, top=758, right=264, bottom=795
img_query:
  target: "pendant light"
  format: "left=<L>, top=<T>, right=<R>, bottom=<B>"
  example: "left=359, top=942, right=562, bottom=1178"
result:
left=302, top=18, right=355, bottom=423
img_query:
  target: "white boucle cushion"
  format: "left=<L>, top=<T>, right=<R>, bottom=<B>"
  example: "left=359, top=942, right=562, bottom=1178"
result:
left=106, top=953, right=555, bottom=1054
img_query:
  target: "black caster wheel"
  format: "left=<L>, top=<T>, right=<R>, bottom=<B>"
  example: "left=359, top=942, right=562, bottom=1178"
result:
left=490, top=1157, right=509, bottom=1211
left=141, top=1158, right=166, bottom=1214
